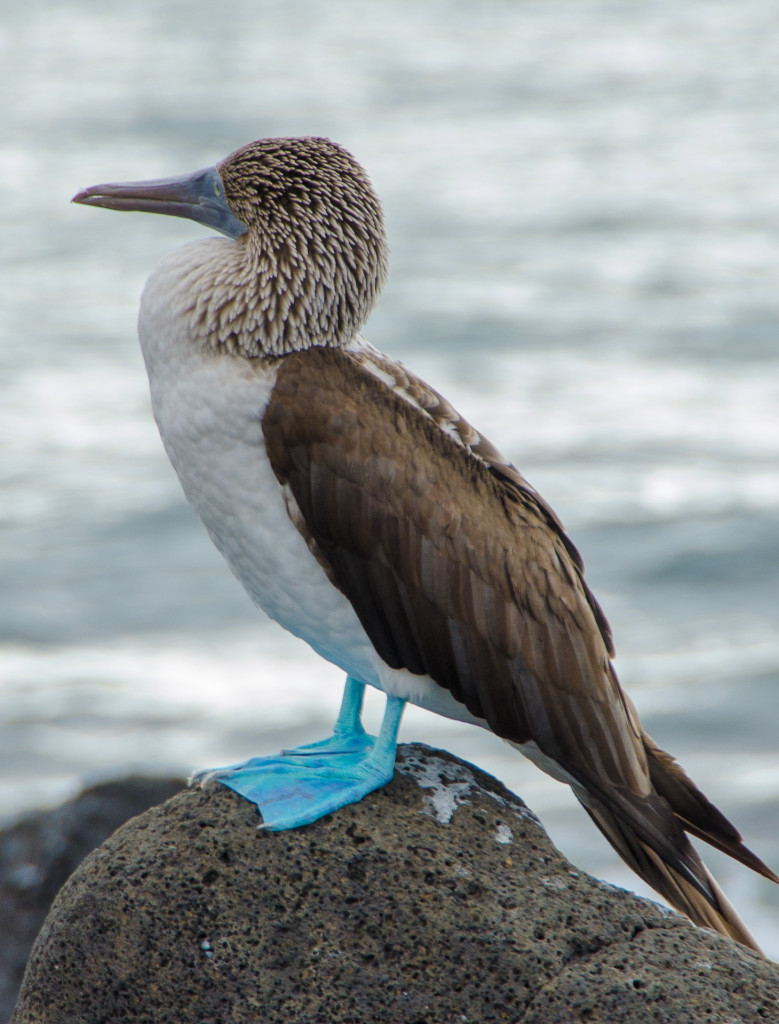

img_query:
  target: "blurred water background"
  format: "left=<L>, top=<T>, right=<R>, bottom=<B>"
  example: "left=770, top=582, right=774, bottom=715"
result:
left=2, top=0, right=778, bottom=952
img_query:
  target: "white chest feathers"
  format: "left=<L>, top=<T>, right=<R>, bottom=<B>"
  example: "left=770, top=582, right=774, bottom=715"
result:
left=136, top=241, right=372, bottom=676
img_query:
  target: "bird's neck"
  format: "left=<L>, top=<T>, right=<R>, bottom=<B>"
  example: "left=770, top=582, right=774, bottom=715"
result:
left=138, top=236, right=346, bottom=365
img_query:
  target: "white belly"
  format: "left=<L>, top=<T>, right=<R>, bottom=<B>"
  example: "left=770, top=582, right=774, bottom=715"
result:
left=136, top=241, right=484, bottom=729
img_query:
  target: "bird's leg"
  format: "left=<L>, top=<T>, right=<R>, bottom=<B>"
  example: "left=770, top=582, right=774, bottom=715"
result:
left=191, top=678, right=407, bottom=831
left=278, top=676, right=371, bottom=755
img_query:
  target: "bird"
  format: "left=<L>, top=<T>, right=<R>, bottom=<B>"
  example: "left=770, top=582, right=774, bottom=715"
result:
left=73, top=135, right=776, bottom=951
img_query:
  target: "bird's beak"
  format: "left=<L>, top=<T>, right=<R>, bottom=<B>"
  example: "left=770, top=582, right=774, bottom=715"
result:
left=72, top=165, right=247, bottom=240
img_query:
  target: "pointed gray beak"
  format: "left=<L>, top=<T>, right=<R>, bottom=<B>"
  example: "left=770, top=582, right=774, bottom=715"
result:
left=72, top=165, right=247, bottom=240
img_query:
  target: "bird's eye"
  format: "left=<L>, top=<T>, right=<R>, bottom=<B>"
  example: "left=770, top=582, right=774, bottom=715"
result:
left=213, top=180, right=221, bottom=197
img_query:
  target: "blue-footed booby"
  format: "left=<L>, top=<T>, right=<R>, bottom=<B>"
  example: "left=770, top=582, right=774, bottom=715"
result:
left=73, top=136, right=776, bottom=950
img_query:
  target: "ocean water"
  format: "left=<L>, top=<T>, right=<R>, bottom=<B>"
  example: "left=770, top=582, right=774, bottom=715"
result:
left=2, top=0, right=779, bottom=952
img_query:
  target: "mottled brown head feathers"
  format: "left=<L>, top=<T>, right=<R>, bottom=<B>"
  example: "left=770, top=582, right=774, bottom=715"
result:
left=210, top=136, right=388, bottom=358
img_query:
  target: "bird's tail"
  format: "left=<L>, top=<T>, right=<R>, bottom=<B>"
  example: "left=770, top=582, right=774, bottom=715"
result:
left=578, top=734, right=778, bottom=953
left=581, top=797, right=762, bottom=949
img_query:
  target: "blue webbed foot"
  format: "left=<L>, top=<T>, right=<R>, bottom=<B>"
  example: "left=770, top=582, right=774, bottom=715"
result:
left=192, top=678, right=406, bottom=831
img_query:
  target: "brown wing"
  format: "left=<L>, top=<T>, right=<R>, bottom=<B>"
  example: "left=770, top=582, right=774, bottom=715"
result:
left=264, top=347, right=643, bottom=783
left=262, top=345, right=776, bottom=947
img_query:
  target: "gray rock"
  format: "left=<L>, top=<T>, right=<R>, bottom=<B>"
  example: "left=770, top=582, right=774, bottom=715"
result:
left=11, top=745, right=779, bottom=1023
left=0, top=776, right=184, bottom=1023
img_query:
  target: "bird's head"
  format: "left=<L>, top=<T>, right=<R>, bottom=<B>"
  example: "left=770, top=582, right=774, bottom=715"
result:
left=73, top=137, right=388, bottom=357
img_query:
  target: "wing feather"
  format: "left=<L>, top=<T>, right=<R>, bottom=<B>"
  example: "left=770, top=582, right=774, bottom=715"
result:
left=263, top=347, right=646, bottom=792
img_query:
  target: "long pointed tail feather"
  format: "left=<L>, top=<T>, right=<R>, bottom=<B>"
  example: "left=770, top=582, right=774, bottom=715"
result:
left=644, top=734, right=779, bottom=884
left=579, top=786, right=767, bottom=953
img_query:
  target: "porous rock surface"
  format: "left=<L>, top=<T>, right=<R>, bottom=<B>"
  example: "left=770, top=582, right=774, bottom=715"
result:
left=0, top=776, right=184, bottom=1023
left=11, top=745, right=779, bottom=1023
